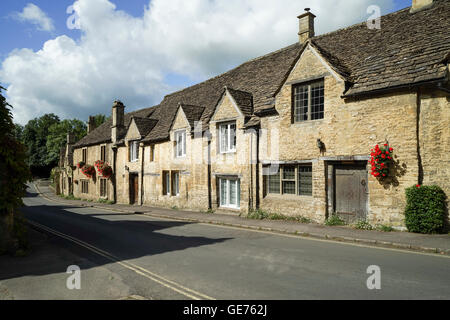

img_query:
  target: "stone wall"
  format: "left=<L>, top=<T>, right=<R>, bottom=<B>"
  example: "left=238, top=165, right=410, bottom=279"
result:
left=258, top=45, right=420, bottom=226
left=419, top=89, right=450, bottom=199
left=72, top=143, right=114, bottom=201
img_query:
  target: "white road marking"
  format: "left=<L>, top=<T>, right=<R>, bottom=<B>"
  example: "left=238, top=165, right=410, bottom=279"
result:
left=27, top=219, right=215, bottom=300
left=31, top=182, right=450, bottom=259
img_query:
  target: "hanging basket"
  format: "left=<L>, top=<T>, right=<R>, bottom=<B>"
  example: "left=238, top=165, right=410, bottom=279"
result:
left=370, top=143, right=394, bottom=179
left=95, top=160, right=112, bottom=178
left=80, top=165, right=95, bottom=178
left=77, top=161, right=85, bottom=169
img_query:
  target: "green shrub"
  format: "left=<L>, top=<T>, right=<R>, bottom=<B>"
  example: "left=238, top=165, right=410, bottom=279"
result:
left=65, top=194, right=80, bottom=201
left=405, top=185, right=447, bottom=234
left=325, top=215, right=346, bottom=226
left=247, top=210, right=312, bottom=223
left=353, top=220, right=373, bottom=230
left=376, top=224, right=395, bottom=232
left=247, top=209, right=269, bottom=220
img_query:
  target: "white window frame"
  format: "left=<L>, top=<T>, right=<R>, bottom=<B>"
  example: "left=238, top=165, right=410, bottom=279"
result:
left=219, top=178, right=240, bottom=209
left=130, top=141, right=139, bottom=162
left=172, top=171, right=180, bottom=196
left=219, top=122, right=237, bottom=154
left=175, top=130, right=186, bottom=158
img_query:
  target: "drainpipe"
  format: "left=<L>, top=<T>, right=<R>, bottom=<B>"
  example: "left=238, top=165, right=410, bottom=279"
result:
left=249, top=129, right=253, bottom=211
left=140, top=143, right=145, bottom=206
left=112, top=145, right=117, bottom=203
left=207, top=135, right=212, bottom=210
left=416, top=89, right=423, bottom=186
left=255, top=127, right=260, bottom=209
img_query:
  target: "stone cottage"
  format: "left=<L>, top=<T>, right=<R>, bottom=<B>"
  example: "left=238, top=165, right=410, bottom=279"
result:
left=63, top=0, right=449, bottom=227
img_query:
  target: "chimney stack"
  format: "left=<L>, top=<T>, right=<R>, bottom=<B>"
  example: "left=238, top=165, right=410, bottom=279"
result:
left=67, top=132, right=75, bottom=145
left=410, top=0, right=433, bottom=13
left=111, top=100, right=125, bottom=144
left=87, top=116, right=97, bottom=134
left=298, top=8, right=316, bottom=44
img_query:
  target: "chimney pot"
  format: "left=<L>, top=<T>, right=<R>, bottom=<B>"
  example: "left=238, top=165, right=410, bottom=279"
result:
left=87, top=116, right=97, bottom=134
left=297, top=9, right=316, bottom=44
left=111, top=100, right=126, bottom=143
left=67, top=132, right=75, bottom=144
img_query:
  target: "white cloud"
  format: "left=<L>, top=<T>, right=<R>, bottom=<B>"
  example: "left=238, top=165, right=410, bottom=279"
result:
left=14, top=3, right=55, bottom=32
left=1, top=0, right=394, bottom=124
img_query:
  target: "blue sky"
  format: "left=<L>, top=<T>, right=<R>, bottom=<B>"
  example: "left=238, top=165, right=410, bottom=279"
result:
left=0, top=0, right=414, bottom=124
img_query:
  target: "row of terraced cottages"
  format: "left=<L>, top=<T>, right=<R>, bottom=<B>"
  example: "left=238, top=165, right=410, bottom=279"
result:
left=59, top=0, right=450, bottom=227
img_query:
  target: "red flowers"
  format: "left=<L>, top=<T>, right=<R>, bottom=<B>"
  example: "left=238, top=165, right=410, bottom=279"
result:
left=370, top=143, right=394, bottom=179
left=416, top=184, right=421, bottom=188
left=80, top=165, right=95, bottom=178
left=95, top=160, right=112, bottom=179
left=77, top=161, right=85, bottom=169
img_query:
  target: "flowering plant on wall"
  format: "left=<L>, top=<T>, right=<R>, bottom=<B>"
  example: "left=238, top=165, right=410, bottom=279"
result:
left=370, top=144, right=394, bottom=178
left=94, top=160, right=105, bottom=170
left=80, top=164, right=95, bottom=178
left=77, top=161, right=85, bottom=169
left=95, top=160, right=112, bottom=179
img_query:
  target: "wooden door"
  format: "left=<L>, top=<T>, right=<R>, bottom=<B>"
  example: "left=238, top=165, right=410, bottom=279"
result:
left=335, top=165, right=368, bottom=223
left=129, top=174, right=139, bottom=204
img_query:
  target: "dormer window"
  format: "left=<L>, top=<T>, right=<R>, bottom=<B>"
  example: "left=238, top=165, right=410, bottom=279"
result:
left=175, top=130, right=186, bottom=158
left=129, top=141, right=139, bottom=162
left=292, top=80, right=324, bottom=122
left=219, top=122, right=236, bottom=153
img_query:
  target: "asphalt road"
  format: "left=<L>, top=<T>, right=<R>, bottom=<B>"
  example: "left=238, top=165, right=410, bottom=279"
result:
left=7, top=185, right=450, bottom=299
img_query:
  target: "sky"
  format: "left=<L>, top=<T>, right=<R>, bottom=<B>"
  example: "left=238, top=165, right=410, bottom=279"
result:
left=0, top=0, right=413, bottom=125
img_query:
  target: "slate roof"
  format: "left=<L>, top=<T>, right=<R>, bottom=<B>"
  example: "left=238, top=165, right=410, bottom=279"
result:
left=312, top=0, right=450, bottom=96
left=132, top=117, right=158, bottom=137
left=73, top=106, right=157, bottom=147
left=179, top=104, right=205, bottom=129
left=226, top=87, right=253, bottom=117
left=74, top=0, right=449, bottom=147
left=141, top=42, right=303, bottom=143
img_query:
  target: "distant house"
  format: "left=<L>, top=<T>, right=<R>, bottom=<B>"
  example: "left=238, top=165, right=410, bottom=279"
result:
left=61, top=0, right=450, bottom=227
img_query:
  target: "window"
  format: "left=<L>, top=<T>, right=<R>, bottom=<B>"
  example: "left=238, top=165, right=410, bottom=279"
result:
left=171, top=171, right=180, bottom=196
left=129, top=141, right=139, bottom=162
left=219, top=178, right=240, bottom=208
left=162, top=171, right=180, bottom=196
left=100, top=179, right=107, bottom=197
left=82, top=148, right=87, bottom=163
left=298, top=166, right=312, bottom=196
left=81, top=180, right=89, bottom=194
left=219, top=122, right=237, bottom=153
left=265, top=165, right=313, bottom=196
left=100, top=145, right=106, bottom=161
left=282, top=166, right=296, bottom=195
left=162, top=171, right=170, bottom=195
left=150, top=145, right=155, bottom=162
left=293, top=80, right=324, bottom=122
left=175, top=131, right=186, bottom=158
left=267, top=169, right=280, bottom=194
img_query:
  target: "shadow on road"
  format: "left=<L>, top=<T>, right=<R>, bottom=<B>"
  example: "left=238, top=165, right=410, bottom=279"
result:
left=0, top=189, right=232, bottom=282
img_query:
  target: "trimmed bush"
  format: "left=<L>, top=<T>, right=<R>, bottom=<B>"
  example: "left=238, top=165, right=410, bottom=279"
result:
left=405, top=185, right=447, bottom=234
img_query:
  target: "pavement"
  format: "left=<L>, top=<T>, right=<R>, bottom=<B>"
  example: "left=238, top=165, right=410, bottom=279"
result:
left=35, top=180, right=450, bottom=256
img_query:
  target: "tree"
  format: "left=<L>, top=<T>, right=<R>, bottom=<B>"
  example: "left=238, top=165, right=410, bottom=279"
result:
left=21, top=113, right=59, bottom=172
left=0, top=86, right=32, bottom=254
left=92, top=114, right=109, bottom=128
left=13, top=123, right=23, bottom=141
left=45, top=119, right=87, bottom=166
